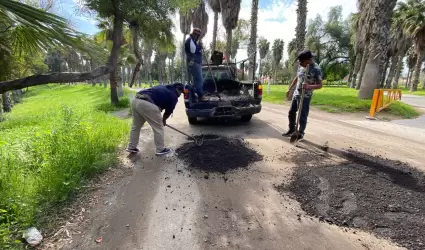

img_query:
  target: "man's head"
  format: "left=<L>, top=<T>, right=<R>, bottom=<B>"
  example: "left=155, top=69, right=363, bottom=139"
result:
left=297, top=50, right=315, bottom=68
left=191, top=28, right=202, bottom=41
left=173, top=83, right=184, bottom=97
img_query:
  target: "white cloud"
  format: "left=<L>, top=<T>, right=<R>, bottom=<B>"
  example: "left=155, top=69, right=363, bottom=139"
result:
left=173, top=0, right=358, bottom=62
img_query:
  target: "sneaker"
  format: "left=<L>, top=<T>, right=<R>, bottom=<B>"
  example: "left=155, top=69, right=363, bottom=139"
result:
left=296, top=134, right=304, bottom=142
left=155, top=148, right=171, bottom=156
left=282, top=130, right=295, bottom=137
left=126, top=147, right=140, bottom=153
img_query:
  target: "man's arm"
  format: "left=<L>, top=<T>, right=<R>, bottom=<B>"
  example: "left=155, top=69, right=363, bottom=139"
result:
left=303, top=67, right=323, bottom=90
left=286, top=77, right=298, bottom=98
left=162, top=98, right=178, bottom=126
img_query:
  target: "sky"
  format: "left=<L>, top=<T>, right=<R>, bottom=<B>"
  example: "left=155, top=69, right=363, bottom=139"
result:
left=65, top=0, right=358, bottom=62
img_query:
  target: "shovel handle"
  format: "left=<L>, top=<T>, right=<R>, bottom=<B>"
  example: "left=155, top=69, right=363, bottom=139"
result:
left=166, top=124, right=194, bottom=139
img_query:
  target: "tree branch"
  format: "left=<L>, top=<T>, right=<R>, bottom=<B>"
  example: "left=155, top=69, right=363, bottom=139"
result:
left=0, top=26, right=12, bottom=33
left=0, top=66, right=111, bottom=94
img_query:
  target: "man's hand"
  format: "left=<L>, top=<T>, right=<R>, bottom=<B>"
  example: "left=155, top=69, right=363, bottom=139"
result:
left=188, top=60, right=194, bottom=66
left=286, top=90, right=291, bottom=98
left=302, top=82, right=310, bottom=90
left=162, top=117, right=167, bottom=126
left=198, top=40, right=203, bottom=48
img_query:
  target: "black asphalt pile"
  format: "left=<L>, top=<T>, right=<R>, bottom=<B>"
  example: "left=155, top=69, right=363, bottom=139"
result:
left=176, top=135, right=262, bottom=174
left=277, top=150, right=425, bottom=250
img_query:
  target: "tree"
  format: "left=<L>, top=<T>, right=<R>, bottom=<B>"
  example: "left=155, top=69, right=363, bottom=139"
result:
left=231, top=19, right=250, bottom=59
left=207, top=0, right=221, bottom=52
left=396, top=0, right=425, bottom=92
left=179, top=10, right=194, bottom=84
left=272, top=39, right=284, bottom=86
left=258, top=37, right=270, bottom=77
left=406, top=46, right=417, bottom=88
left=193, top=1, right=209, bottom=39
left=248, top=0, right=259, bottom=80
left=358, top=0, right=397, bottom=99
left=292, top=0, right=308, bottom=78
left=219, top=0, right=242, bottom=61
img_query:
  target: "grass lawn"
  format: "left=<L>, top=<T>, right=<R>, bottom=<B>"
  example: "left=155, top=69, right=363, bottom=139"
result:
left=262, top=85, right=420, bottom=119
left=0, top=84, right=130, bottom=248
left=400, top=87, right=425, bottom=96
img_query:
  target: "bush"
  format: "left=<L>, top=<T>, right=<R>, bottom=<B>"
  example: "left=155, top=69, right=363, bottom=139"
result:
left=0, top=85, right=130, bottom=248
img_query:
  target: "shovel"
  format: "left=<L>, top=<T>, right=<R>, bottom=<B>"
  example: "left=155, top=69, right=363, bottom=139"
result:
left=166, top=124, right=204, bottom=146
left=290, top=65, right=310, bottom=144
left=290, top=88, right=305, bottom=144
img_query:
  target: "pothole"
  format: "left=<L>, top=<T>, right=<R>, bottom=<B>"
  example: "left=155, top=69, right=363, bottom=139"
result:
left=176, top=135, right=263, bottom=174
left=276, top=150, right=425, bottom=250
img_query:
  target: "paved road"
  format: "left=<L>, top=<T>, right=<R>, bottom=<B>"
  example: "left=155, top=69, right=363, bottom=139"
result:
left=55, top=100, right=425, bottom=250
left=393, top=94, right=425, bottom=129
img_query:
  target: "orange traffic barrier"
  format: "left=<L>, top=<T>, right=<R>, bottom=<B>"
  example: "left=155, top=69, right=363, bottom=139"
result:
left=368, top=89, right=402, bottom=118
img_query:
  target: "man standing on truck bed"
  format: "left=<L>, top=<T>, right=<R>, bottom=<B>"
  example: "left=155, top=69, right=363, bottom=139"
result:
left=282, top=50, right=323, bottom=141
left=185, top=28, right=206, bottom=102
left=126, top=83, right=184, bottom=155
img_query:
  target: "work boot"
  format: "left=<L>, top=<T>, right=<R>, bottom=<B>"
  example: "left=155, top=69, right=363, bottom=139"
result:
left=296, top=134, right=304, bottom=142
left=282, top=130, right=295, bottom=137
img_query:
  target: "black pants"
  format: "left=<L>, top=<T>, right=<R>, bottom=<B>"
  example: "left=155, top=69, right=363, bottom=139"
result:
left=288, top=96, right=311, bottom=135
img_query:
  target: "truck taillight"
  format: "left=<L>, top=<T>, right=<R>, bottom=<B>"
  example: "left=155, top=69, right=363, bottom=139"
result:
left=184, top=89, right=189, bottom=99
left=257, top=84, right=263, bottom=96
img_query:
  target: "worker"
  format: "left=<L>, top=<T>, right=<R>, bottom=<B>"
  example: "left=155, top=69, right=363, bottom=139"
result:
left=282, top=50, right=323, bottom=141
left=126, top=83, right=184, bottom=155
left=185, top=27, right=206, bottom=101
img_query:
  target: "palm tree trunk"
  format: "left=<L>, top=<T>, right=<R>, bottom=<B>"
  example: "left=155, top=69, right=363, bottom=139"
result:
left=0, top=94, right=3, bottom=121
left=405, top=69, right=410, bottom=88
left=410, top=50, right=423, bottom=92
left=356, top=47, right=369, bottom=90
left=117, top=67, right=123, bottom=97
left=225, top=28, right=233, bottom=61
left=212, top=11, right=218, bottom=52
left=248, top=0, right=259, bottom=80
left=350, top=51, right=363, bottom=88
left=181, top=33, right=186, bottom=84
left=392, top=55, right=403, bottom=89
left=292, top=0, right=307, bottom=79
left=2, top=92, right=11, bottom=112
left=385, top=55, right=398, bottom=88
left=380, top=58, right=389, bottom=88
left=358, top=0, right=396, bottom=99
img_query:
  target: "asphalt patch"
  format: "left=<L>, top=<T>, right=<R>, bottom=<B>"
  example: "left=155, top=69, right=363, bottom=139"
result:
left=176, top=135, right=263, bottom=174
left=277, top=150, right=425, bottom=250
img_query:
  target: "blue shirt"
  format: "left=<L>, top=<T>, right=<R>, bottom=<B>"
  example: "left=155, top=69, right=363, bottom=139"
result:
left=185, top=36, right=202, bottom=64
left=138, top=85, right=178, bottom=116
left=294, top=62, right=322, bottom=99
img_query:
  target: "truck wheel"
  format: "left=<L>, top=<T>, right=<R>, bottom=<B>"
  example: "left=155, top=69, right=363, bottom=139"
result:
left=240, top=115, right=252, bottom=122
left=188, top=117, right=198, bottom=124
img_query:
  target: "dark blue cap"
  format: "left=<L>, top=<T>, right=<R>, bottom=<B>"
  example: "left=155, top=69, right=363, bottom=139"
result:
left=297, top=50, right=315, bottom=61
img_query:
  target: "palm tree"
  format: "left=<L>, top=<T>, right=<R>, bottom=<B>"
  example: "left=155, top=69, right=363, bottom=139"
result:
left=386, top=14, right=411, bottom=88
left=207, top=0, right=221, bottom=52
left=272, top=39, right=284, bottom=88
left=248, top=0, right=259, bottom=80
left=193, top=1, right=209, bottom=40
left=258, top=37, right=270, bottom=77
left=292, top=0, right=308, bottom=78
left=358, top=0, right=397, bottom=99
left=219, top=0, right=242, bottom=61
left=406, top=46, right=417, bottom=88
left=179, top=10, right=193, bottom=84
left=396, top=0, right=425, bottom=92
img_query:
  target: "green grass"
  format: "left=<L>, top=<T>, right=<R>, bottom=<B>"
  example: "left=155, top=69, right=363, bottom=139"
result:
left=401, top=87, right=425, bottom=96
left=0, top=85, right=130, bottom=249
left=262, top=85, right=420, bottom=118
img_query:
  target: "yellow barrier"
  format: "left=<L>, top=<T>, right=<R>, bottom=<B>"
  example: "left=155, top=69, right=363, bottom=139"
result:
left=368, top=89, right=402, bottom=118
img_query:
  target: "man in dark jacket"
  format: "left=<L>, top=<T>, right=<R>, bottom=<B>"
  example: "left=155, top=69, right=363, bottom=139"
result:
left=126, top=83, right=184, bottom=155
left=185, top=28, right=206, bottom=101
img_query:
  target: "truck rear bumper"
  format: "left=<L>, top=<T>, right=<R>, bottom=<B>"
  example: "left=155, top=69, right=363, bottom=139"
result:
left=186, top=104, right=262, bottom=118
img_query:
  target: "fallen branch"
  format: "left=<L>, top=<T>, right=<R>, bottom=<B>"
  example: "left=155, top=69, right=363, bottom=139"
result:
left=0, top=66, right=111, bottom=94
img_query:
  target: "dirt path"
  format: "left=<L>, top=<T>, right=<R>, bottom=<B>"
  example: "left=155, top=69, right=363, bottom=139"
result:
left=46, top=100, right=425, bottom=250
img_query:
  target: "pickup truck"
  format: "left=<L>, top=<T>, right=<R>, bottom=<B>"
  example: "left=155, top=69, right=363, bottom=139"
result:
left=183, top=63, right=262, bottom=124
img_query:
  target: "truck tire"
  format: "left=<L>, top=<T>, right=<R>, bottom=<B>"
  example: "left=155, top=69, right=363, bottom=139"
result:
left=188, top=117, right=198, bottom=124
left=240, top=115, right=252, bottom=122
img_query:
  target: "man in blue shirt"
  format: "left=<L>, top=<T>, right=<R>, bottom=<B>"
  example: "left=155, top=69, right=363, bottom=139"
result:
left=127, top=83, right=184, bottom=155
left=185, top=28, right=206, bottom=101
left=282, top=50, right=323, bottom=141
